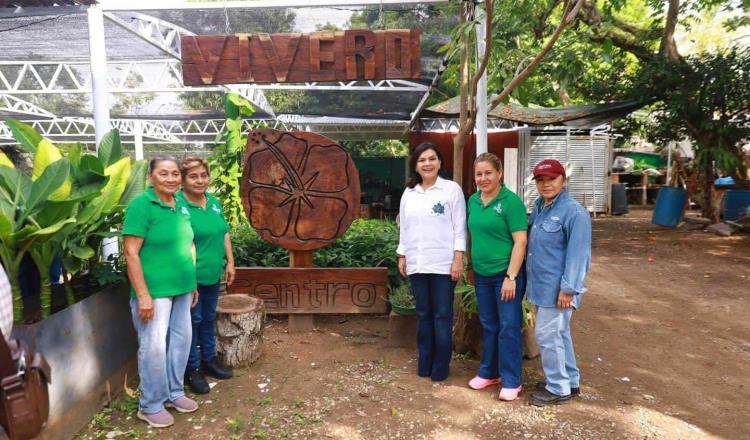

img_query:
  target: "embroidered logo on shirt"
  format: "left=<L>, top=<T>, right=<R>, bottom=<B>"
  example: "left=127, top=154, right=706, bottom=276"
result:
left=432, top=201, right=446, bottom=215
left=551, top=216, right=560, bottom=221
left=211, top=204, right=222, bottom=214
left=493, top=203, right=503, bottom=215
left=180, top=206, right=190, bottom=217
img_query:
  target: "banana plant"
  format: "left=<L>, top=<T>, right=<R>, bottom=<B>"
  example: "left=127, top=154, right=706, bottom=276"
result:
left=0, top=151, right=76, bottom=321
left=1, top=119, right=147, bottom=321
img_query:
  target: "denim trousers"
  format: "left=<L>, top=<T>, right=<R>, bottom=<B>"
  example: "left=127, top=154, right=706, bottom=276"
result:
left=187, top=283, right=220, bottom=371
left=130, top=293, right=192, bottom=414
left=535, top=306, right=579, bottom=396
left=474, top=271, right=525, bottom=388
left=409, top=273, right=455, bottom=381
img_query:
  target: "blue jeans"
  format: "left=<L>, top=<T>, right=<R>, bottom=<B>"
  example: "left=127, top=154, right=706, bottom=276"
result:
left=187, top=283, right=220, bottom=371
left=535, top=306, right=579, bottom=396
left=409, top=273, right=455, bottom=381
left=130, top=293, right=192, bottom=414
left=474, top=270, right=525, bottom=388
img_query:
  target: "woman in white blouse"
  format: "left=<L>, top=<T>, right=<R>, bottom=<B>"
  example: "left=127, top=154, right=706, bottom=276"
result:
left=397, top=142, right=466, bottom=381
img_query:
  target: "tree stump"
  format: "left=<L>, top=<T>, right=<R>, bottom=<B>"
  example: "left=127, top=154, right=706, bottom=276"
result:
left=216, top=294, right=265, bottom=368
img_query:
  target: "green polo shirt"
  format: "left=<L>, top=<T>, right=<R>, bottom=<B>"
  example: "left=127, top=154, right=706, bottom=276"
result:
left=176, top=191, right=230, bottom=286
left=122, top=187, right=196, bottom=298
left=467, top=185, right=528, bottom=277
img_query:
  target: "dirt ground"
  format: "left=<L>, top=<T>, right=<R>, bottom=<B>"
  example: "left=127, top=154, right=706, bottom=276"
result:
left=77, top=208, right=750, bottom=440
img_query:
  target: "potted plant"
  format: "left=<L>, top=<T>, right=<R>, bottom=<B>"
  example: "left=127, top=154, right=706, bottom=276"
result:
left=388, top=279, right=416, bottom=315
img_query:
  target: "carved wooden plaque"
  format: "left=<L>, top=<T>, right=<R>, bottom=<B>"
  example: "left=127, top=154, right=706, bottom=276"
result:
left=181, top=29, right=420, bottom=85
left=228, top=268, right=388, bottom=314
left=241, top=128, right=360, bottom=251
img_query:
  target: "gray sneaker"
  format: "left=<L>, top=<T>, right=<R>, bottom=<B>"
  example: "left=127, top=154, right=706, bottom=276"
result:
left=137, top=409, right=174, bottom=428
left=165, top=395, right=199, bottom=413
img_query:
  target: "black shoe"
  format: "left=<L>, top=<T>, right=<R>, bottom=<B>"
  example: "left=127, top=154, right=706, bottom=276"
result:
left=529, top=388, right=572, bottom=406
left=535, top=382, right=580, bottom=397
left=202, top=358, right=233, bottom=380
left=185, top=368, right=210, bottom=394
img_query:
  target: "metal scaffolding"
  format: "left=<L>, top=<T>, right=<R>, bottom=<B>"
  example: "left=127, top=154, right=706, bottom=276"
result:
left=0, top=0, right=449, bottom=147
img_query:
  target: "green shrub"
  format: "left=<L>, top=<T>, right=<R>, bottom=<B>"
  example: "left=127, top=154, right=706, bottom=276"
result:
left=231, top=219, right=401, bottom=287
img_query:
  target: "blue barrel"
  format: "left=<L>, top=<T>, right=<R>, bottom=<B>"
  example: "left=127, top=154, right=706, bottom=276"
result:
left=723, top=189, right=750, bottom=221
left=652, top=187, right=687, bottom=227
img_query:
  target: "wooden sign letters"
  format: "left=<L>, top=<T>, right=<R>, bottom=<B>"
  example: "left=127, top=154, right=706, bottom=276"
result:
left=181, top=29, right=421, bottom=85
left=228, top=268, right=388, bottom=314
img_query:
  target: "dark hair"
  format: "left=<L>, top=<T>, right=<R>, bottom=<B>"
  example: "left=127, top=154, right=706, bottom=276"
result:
left=179, top=156, right=210, bottom=178
left=148, top=155, right=179, bottom=174
left=474, top=152, right=502, bottom=172
left=406, top=142, right=443, bottom=189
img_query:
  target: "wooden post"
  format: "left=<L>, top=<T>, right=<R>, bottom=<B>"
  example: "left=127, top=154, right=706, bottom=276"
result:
left=288, top=250, right=314, bottom=333
left=215, top=295, right=265, bottom=368
left=642, top=173, right=649, bottom=206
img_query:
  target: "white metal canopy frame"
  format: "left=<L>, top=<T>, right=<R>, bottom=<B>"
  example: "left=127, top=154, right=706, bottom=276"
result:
left=0, top=0, right=452, bottom=153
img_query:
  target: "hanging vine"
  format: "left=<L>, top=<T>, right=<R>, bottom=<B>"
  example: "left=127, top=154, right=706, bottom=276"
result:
left=209, top=93, right=255, bottom=226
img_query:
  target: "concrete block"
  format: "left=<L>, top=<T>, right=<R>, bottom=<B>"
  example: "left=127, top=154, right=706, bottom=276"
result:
left=707, top=223, right=737, bottom=237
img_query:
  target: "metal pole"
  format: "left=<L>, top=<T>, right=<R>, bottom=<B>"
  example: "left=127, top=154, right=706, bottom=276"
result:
left=666, top=141, right=673, bottom=186
left=88, top=4, right=111, bottom=149
left=134, top=121, right=144, bottom=160
left=474, top=4, right=488, bottom=157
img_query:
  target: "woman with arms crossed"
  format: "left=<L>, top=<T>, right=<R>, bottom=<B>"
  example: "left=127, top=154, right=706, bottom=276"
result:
left=178, top=157, right=235, bottom=394
left=397, top=142, right=466, bottom=382
left=123, top=156, right=199, bottom=428
left=466, top=153, right=528, bottom=401
left=526, top=159, right=592, bottom=406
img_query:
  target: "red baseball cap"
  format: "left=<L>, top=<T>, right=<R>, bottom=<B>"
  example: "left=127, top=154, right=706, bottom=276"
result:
left=533, top=159, right=565, bottom=178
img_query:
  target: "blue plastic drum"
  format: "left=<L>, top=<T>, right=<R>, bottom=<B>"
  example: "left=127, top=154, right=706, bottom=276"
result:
left=723, top=189, right=750, bottom=221
left=652, top=187, right=688, bottom=227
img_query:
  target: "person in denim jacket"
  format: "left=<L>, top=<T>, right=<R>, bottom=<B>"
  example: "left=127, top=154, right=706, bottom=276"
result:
left=526, top=159, right=591, bottom=406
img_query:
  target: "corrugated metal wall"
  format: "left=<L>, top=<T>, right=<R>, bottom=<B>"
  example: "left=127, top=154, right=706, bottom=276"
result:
left=519, top=127, right=612, bottom=213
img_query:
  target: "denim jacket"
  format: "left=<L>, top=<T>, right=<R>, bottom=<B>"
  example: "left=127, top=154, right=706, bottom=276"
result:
left=526, top=189, right=592, bottom=309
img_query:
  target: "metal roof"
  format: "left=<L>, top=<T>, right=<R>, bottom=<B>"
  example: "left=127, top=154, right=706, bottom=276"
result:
left=426, top=97, right=646, bottom=128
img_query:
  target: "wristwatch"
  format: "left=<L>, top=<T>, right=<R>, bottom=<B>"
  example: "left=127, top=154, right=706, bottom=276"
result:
left=505, top=274, right=517, bottom=281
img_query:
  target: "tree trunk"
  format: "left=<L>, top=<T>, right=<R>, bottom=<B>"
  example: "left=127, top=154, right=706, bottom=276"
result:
left=215, top=294, right=265, bottom=368
left=452, top=299, right=483, bottom=355
left=40, top=283, right=51, bottom=319
left=702, top=159, right=717, bottom=221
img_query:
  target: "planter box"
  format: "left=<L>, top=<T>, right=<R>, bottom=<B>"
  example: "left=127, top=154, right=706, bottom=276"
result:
left=10, top=285, right=137, bottom=440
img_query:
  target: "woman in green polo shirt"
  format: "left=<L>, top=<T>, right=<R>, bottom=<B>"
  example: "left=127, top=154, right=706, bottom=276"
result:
left=123, top=156, right=200, bottom=429
left=177, top=156, right=235, bottom=395
left=466, top=153, right=528, bottom=401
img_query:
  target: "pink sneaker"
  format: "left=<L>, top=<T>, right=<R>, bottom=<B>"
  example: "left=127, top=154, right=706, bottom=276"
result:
left=498, top=385, right=522, bottom=401
left=468, top=376, right=501, bottom=390
left=165, top=395, right=199, bottom=413
left=137, top=409, right=174, bottom=428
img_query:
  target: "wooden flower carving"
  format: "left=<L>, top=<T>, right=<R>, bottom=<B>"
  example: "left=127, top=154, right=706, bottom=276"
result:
left=240, top=129, right=361, bottom=251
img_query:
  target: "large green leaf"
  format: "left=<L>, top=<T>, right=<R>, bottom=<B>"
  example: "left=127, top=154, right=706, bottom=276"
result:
left=0, top=166, right=31, bottom=208
left=28, top=218, right=75, bottom=238
left=31, top=139, right=63, bottom=180
left=120, top=160, right=148, bottom=205
left=27, top=159, right=70, bottom=213
left=80, top=154, right=105, bottom=175
left=0, top=211, right=12, bottom=240
left=99, top=157, right=131, bottom=213
left=68, top=243, right=95, bottom=260
left=32, top=140, right=72, bottom=201
left=67, top=143, right=82, bottom=169
left=4, top=118, right=42, bottom=154
left=97, top=129, right=122, bottom=168
left=0, top=151, right=13, bottom=169
left=69, top=180, right=106, bottom=202
left=34, top=200, right=77, bottom=227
